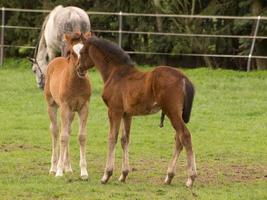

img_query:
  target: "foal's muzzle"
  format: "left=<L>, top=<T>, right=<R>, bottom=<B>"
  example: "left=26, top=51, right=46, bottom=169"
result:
left=77, top=67, right=87, bottom=78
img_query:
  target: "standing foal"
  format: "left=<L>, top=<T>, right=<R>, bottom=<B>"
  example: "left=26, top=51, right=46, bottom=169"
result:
left=44, top=32, right=91, bottom=179
left=78, top=35, right=197, bottom=187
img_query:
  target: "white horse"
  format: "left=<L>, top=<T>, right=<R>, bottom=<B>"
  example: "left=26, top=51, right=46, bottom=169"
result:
left=29, top=5, right=91, bottom=89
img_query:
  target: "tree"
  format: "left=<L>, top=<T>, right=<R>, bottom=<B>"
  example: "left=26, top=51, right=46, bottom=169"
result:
left=1, top=0, right=267, bottom=70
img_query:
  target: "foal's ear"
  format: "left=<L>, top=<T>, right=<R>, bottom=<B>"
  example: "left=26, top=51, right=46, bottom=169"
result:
left=83, top=31, right=92, bottom=39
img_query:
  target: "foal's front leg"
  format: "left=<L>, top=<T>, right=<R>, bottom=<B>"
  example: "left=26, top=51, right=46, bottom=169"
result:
left=63, top=110, right=75, bottom=173
left=56, top=105, right=74, bottom=177
left=118, top=115, right=132, bottom=182
left=78, top=103, right=89, bottom=180
left=101, top=109, right=122, bottom=184
left=48, top=105, right=59, bottom=174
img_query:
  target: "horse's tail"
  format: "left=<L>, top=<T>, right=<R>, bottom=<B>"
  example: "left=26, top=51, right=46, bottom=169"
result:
left=182, top=78, right=195, bottom=123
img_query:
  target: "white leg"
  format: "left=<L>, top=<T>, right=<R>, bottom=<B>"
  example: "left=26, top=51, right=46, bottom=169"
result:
left=164, top=133, right=183, bottom=184
left=78, top=103, right=89, bottom=180
left=164, top=112, right=197, bottom=186
left=119, top=115, right=132, bottom=182
left=182, top=127, right=197, bottom=187
left=63, top=137, right=73, bottom=173
left=101, top=109, right=122, bottom=184
left=56, top=105, right=73, bottom=177
left=63, top=112, right=74, bottom=173
left=48, top=105, right=59, bottom=174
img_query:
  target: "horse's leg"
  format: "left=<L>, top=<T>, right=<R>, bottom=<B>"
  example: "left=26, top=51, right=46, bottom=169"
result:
left=48, top=105, right=59, bottom=174
left=163, top=106, right=197, bottom=187
left=165, top=110, right=197, bottom=186
left=56, top=105, right=73, bottom=177
left=118, top=115, right=132, bottom=182
left=182, top=125, right=197, bottom=187
left=63, top=112, right=75, bottom=173
left=101, top=109, right=122, bottom=184
left=164, top=130, right=183, bottom=184
left=78, top=103, right=89, bottom=180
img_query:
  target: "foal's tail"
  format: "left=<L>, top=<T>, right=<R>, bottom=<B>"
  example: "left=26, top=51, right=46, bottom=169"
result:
left=182, top=78, right=195, bottom=123
left=159, top=77, right=195, bottom=127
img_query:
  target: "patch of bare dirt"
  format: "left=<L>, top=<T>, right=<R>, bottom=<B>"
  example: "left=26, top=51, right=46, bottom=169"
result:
left=195, top=163, right=267, bottom=184
left=127, top=158, right=267, bottom=185
left=0, top=143, right=49, bottom=152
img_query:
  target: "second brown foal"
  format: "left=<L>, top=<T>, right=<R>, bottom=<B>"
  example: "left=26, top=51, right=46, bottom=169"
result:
left=44, top=32, right=91, bottom=179
left=79, top=34, right=197, bottom=187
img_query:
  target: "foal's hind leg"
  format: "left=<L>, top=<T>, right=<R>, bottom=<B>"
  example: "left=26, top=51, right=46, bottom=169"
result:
left=118, top=115, right=132, bottom=182
left=48, top=105, right=59, bottom=174
left=56, top=105, right=74, bottom=177
left=164, top=132, right=183, bottom=184
left=78, top=103, right=89, bottom=180
left=101, top=109, right=122, bottom=184
left=165, top=112, right=197, bottom=187
left=182, top=125, right=197, bottom=187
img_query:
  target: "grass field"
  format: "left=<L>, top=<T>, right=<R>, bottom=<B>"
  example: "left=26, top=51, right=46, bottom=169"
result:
left=0, top=59, right=266, bottom=200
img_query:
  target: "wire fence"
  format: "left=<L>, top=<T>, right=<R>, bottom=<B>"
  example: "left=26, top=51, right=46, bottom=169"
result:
left=1, top=7, right=267, bottom=71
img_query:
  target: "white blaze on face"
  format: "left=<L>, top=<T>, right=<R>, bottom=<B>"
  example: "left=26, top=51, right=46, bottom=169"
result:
left=73, top=43, right=84, bottom=58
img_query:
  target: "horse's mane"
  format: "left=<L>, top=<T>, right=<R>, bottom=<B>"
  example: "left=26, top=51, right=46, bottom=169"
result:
left=34, top=5, right=64, bottom=59
left=33, top=12, right=50, bottom=59
left=88, top=37, right=135, bottom=67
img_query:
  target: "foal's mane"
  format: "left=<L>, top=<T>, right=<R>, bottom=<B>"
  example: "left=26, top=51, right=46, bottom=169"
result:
left=88, top=37, right=135, bottom=67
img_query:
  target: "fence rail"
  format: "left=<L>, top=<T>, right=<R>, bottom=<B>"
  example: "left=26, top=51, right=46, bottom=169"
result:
left=1, top=7, right=267, bottom=71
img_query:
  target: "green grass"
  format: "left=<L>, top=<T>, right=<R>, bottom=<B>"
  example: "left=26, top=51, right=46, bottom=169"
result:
left=0, top=59, right=267, bottom=200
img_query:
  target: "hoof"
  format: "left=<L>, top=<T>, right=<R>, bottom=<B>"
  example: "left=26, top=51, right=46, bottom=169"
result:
left=186, top=179, right=193, bottom=187
left=81, top=175, right=89, bottom=181
left=101, top=177, right=108, bottom=184
left=118, top=175, right=126, bottom=183
left=64, top=165, right=73, bottom=173
left=49, top=166, right=57, bottom=175
left=100, top=175, right=109, bottom=184
left=186, top=174, right=197, bottom=188
left=101, top=171, right=112, bottom=184
left=164, top=176, right=172, bottom=185
left=64, top=169, right=73, bottom=174
left=49, top=170, right=56, bottom=175
left=164, top=172, right=175, bottom=185
left=55, top=174, right=63, bottom=177
left=118, top=170, right=129, bottom=183
left=55, top=169, right=64, bottom=177
left=80, top=169, right=88, bottom=180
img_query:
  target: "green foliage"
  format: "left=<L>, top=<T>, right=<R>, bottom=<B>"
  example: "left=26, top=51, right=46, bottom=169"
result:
left=1, top=1, right=267, bottom=69
left=0, top=59, right=267, bottom=199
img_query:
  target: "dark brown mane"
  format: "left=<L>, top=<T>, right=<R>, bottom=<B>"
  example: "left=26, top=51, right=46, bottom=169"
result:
left=88, top=37, right=135, bottom=67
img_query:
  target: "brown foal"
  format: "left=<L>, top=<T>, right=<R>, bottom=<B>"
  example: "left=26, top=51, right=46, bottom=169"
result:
left=78, top=34, right=197, bottom=187
left=44, top=32, right=91, bottom=179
